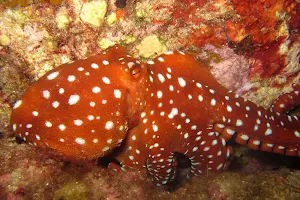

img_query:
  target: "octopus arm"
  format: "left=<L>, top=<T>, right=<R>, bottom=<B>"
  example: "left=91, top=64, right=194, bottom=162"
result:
left=146, top=150, right=177, bottom=186
left=211, top=88, right=300, bottom=156
left=271, top=84, right=300, bottom=113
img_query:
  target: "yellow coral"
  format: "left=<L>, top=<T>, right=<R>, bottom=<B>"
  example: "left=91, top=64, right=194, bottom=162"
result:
left=97, top=38, right=116, bottom=50
left=0, top=34, right=11, bottom=46
left=135, top=1, right=153, bottom=20
left=277, top=21, right=289, bottom=38
left=136, top=35, right=167, bottom=58
left=121, top=36, right=136, bottom=44
left=56, top=7, right=72, bottom=29
left=80, top=0, right=107, bottom=27
left=134, top=1, right=155, bottom=23
left=279, top=39, right=289, bottom=55
left=106, top=12, right=117, bottom=25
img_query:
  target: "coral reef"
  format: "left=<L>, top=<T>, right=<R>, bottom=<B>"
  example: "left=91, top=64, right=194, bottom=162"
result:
left=0, top=137, right=300, bottom=199
left=0, top=0, right=299, bottom=199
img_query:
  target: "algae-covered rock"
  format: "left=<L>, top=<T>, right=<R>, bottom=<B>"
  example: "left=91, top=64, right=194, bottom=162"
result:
left=80, top=0, right=107, bottom=27
left=54, top=181, right=89, bottom=200
left=56, top=7, right=72, bottom=29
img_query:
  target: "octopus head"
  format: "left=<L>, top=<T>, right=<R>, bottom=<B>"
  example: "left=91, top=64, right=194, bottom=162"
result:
left=10, top=46, right=148, bottom=160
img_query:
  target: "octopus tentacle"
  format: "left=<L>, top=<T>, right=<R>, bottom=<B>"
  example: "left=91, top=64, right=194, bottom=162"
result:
left=199, top=83, right=300, bottom=156
left=114, top=126, right=149, bottom=170
left=146, top=151, right=177, bottom=186
left=183, top=128, right=231, bottom=179
left=271, top=84, right=300, bottom=113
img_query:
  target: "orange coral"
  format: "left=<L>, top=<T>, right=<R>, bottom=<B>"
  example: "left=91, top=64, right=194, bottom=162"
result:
left=249, top=40, right=285, bottom=78
left=228, top=0, right=296, bottom=45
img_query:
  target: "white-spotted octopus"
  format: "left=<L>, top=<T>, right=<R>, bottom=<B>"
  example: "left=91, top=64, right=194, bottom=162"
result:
left=10, top=45, right=300, bottom=186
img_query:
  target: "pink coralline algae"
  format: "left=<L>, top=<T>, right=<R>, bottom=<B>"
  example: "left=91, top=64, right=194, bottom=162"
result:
left=200, top=44, right=251, bottom=94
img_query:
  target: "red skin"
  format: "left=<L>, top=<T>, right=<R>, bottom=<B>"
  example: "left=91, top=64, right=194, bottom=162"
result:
left=10, top=46, right=300, bottom=186
left=10, top=45, right=148, bottom=160
left=271, top=84, right=300, bottom=113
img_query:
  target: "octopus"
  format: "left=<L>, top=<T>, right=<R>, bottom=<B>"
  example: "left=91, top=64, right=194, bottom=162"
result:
left=10, top=45, right=300, bottom=186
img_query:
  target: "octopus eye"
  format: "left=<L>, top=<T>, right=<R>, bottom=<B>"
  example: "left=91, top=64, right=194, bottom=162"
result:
left=131, top=65, right=141, bottom=79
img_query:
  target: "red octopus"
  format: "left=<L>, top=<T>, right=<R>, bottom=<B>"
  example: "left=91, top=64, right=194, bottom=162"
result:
left=10, top=45, right=300, bottom=186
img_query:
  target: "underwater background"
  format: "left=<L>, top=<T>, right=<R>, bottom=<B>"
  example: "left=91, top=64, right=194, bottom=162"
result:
left=0, top=0, right=300, bottom=199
